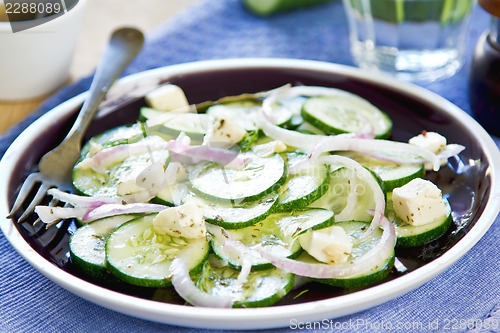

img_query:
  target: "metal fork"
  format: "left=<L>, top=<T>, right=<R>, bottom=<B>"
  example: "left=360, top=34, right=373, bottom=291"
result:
left=8, top=27, right=144, bottom=223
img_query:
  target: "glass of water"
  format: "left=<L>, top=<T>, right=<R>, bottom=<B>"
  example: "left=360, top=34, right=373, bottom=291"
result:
left=343, top=0, right=476, bottom=82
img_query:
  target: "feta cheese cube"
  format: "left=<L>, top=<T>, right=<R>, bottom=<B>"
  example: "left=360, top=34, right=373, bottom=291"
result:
left=164, top=161, right=188, bottom=185
left=116, top=168, right=147, bottom=196
left=208, top=117, right=247, bottom=148
left=299, top=226, right=353, bottom=264
left=409, top=131, right=447, bottom=154
left=145, top=84, right=189, bottom=112
left=153, top=202, right=207, bottom=239
left=392, top=178, right=447, bottom=226
left=135, top=161, right=165, bottom=191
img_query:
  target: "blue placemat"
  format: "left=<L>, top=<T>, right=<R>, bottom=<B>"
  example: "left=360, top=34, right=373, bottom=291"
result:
left=1, top=1, right=499, bottom=332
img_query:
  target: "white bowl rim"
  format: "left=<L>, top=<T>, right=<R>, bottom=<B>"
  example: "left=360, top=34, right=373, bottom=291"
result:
left=1, top=58, right=499, bottom=330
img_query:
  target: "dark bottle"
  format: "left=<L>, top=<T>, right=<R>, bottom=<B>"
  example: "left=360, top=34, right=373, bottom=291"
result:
left=469, top=0, right=500, bottom=136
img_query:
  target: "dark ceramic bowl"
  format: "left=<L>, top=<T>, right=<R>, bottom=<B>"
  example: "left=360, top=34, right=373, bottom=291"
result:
left=1, top=59, right=499, bottom=329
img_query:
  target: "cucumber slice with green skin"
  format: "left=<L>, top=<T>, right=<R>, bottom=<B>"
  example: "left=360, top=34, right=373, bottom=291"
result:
left=183, top=192, right=279, bottom=229
left=69, top=215, right=138, bottom=279
left=140, top=107, right=212, bottom=141
left=386, top=193, right=453, bottom=247
left=206, top=100, right=260, bottom=132
left=153, top=181, right=191, bottom=207
left=337, top=151, right=424, bottom=193
left=211, top=208, right=334, bottom=270
left=105, top=214, right=210, bottom=288
left=194, top=259, right=294, bottom=308
left=301, top=95, right=392, bottom=139
left=295, top=121, right=327, bottom=135
left=266, top=102, right=295, bottom=129
left=275, top=95, right=308, bottom=129
left=309, top=254, right=395, bottom=288
left=311, top=166, right=384, bottom=222
left=73, top=138, right=171, bottom=197
left=277, top=152, right=330, bottom=212
left=189, top=151, right=287, bottom=203
left=301, top=221, right=395, bottom=288
left=207, top=99, right=293, bottom=130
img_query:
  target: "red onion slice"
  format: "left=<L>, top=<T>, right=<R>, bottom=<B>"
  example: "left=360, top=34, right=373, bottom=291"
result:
left=78, top=134, right=247, bottom=173
left=256, top=216, right=396, bottom=279
left=165, top=138, right=248, bottom=168
left=34, top=206, right=89, bottom=226
left=82, top=203, right=166, bottom=222
left=334, top=170, right=358, bottom=222
left=171, top=242, right=233, bottom=308
left=316, top=155, right=386, bottom=238
left=48, top=187, right=156, bottom=207
left=47, top=188, right=121, bottom=207
left=206, top=224, right=254, bottom=285
left=79, top=140, right=169, bottom=173
left=37, top=195, right=165, bottom=225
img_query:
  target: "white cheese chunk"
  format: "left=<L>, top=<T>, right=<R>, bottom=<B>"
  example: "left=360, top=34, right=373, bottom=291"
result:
left=164, top=161, right=188, bottom=186
left=409, top=131, right=447, bottom=154
left=116, top=168, right=147, bottom=196
left=299, top=226, right=353, bottom=264
left=135, top=161, right=165, bottom=191
left=145, top=84, right=189, bottom=112
left=153, top=202, right=207, bottom=239
left=392, top=178, right=447, bottom=226
left=208, top=117, right=247, bottom=148
left=251, top=140, right=287, bottom=157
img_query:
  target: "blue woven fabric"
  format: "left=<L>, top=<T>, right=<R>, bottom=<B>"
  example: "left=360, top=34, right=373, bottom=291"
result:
left=1, top=1, right=499, bottom=332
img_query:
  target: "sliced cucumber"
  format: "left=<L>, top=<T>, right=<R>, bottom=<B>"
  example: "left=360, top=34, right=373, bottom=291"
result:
left=386, top=193, right=452, bottom=247
left=206, top=98, right=294, bottom=130
left=295, top=121, right=326, bottom=135
left=302, top=221, right=395, bottom=288
left=154, top=181, right=191, bottom=207
left=275, top=95, right=308, bottom=129
left=211, top=208, right=334, bottom=270
left=183, top=192, right=279, bottom=229
left=311, top=167, right=384, bottom=222
left=189, top=151, right=287, bottom=203
left=206, top=100, right=260, bottom=132
left=73, top=136, right=171, bottom=197
left=301, top=95, right=392, bottom=138
left=277, top=152, right=329, bottom=211
left=337, top=151, right=424, bottom=192
left=141, top=107, right=212, bottom=141
left=194, top=259, right=294, bottom=307
left=69, top=215, right=138, bottom=279
left=105, top=214, right=209, bottom=287
left=266, top=101, right=295, bottom=129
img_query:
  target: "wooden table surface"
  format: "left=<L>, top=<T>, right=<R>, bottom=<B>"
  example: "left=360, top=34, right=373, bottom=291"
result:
left=0, top=0, right=198, bottom=134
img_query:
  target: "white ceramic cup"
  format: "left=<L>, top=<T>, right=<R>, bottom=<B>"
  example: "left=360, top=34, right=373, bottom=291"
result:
left=0, top=0, right=87, bottom=100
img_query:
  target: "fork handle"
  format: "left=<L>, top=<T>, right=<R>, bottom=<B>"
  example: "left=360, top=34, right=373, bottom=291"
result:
left=66, top=27, right=144, bottom=141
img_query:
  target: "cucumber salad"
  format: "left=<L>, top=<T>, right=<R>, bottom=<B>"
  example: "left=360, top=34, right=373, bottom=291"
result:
left=34, top=84, right=465, bottom=308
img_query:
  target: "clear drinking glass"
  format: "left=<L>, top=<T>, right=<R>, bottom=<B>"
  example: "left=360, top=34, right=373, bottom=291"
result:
left=343, top=0, right=476, bottom=82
